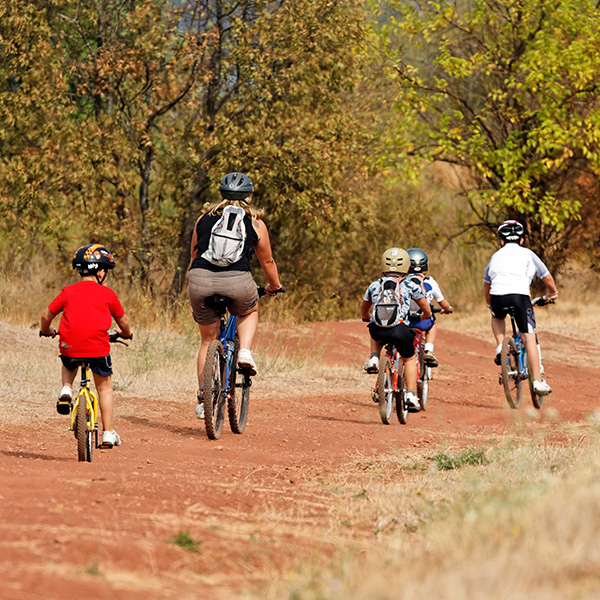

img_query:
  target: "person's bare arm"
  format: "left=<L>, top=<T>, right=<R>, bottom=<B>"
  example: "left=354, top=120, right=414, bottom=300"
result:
left=360, top=299, right=372, bottom=321
left=114, top=314, right=133, bottom=339
left=484, top=281, right=491, bottom=306
left=416, top=297, right=432, bottom=319
left=439, top=298, right=453, bottom=313
left=542, top=273, right=558, bottom=301
left=40, top=308, right=57, bottom=337
left=188, top=217, right=202, bottom=268
left=253, top=219, right=281, bottom=293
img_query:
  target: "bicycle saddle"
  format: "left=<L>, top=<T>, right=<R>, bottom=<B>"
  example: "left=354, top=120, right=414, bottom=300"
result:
left=205, top=294, right=232, bottom=313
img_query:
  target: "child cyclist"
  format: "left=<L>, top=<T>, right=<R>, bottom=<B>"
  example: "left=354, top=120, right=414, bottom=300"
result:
left=360, top=248, right=432, bottom=410
left=39, top=244, right=133, bottom=447
left=483, top=220, right=558, bottom=396
left=406, top=248, right=453, bottom=367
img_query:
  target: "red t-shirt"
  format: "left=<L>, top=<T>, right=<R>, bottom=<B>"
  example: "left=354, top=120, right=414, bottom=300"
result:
left=48, top=281, right=125, bottom=358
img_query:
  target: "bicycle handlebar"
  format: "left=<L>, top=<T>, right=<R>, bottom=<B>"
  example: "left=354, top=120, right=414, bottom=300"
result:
left=39, top=328, right=57, bottom=338
left=258, top=286, right=286, bottom=298
left=532, top=296, right=555, bottom=307
left=109, top=331, right=133, bottom=345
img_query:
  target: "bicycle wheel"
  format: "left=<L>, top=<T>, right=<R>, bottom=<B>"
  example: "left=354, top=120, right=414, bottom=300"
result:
left=527, top=358, right=544, bottom=409
left=396, top=373, right=408, bottom=424
left=417, top=340, right=429, bottom=411
left=203, top=340, right=225, bottom=440
left=76, top=395, right=92, bottom=462
left=501, top=337, right=522, bottom=409
left=228, top=333, right=250, bottom=434
left=377, top=356, right=394, bottom=424
left=418, top=366, right=430, bottom=412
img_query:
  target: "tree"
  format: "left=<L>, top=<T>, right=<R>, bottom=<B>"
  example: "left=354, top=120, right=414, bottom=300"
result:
left=380, top=0, right=600, bottom=269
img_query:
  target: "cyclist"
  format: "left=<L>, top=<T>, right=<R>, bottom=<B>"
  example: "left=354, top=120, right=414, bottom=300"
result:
left=406, top=248, right=453, bottom=368
left=188, top=172, right=282, bottom=418
left=39, top=244, right=133, bottom=447
left=483, top=220, right=558, bottom=395
left=360, top=248, right=432, bottom=410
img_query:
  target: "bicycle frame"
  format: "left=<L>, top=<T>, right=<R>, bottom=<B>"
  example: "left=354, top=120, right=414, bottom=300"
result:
left=508, top=315, right=528, bottom=379
left=71, top=363, right=100, bottom=461
left=220, top=313, right=238, bottom=393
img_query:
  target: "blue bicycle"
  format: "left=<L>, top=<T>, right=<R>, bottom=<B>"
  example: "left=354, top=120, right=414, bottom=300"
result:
left=499, top=296, right=550, bottom=410
left=201, top=286, right=284, bottom=440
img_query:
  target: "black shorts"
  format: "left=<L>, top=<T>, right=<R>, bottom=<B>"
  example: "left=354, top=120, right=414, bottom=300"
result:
left=368, top=322, right=415, bottom=358
left=60, top=355, right=113, bottom=377
left=489, top=294, right=536, bottom=333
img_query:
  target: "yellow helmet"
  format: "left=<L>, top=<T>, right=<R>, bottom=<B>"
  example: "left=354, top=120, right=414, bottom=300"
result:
left=381, top=247, right=410, bottom=275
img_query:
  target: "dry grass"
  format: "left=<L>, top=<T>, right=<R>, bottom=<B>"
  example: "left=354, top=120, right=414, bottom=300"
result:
left=254, top=430, right=600, bottom=600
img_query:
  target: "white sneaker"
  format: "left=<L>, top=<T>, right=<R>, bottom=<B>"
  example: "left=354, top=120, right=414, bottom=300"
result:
left=102, top=430, right=121, bottom=447
left=364, top=356, right=379, bottom=373
left=405, top=391, right=421, bottom=411
left=56, top=385, right=72, bottom=415
left=533, top=379, right=552, bottom=395
left=237, top=348, right=257, bottom=376
left=195, top=402, right=205, bottom=419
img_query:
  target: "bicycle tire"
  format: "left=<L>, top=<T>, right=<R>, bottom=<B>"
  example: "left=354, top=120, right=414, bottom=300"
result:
left=203, top=340, right=225, bottom=440
left=501, top=337, right=522, bottom=409
left=527, top=357, right=544, bottom=409
left=417, top=340, right=429, bottom=411
left=419, top=366, right=430, bottom=411
left=396, top=373, right=408, bottom=424
left=227, top=333, right=250, bottom=434
left=377, top=356, right=394, bottom=424
left=76, top=396, right=91, bottom=462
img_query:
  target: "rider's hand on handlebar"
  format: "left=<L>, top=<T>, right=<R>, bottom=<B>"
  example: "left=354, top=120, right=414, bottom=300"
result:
left=39, top=327, right=57, bottom=338
left=265, top=283, right=284, bottom=296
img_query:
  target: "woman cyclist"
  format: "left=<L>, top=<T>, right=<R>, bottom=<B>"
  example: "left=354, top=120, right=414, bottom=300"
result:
left=188, top=172, right=282, bottom=418
left=483, top=220, right=558, bottom=396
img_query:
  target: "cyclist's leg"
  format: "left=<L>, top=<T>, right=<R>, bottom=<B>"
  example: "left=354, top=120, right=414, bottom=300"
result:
left=522, top=333, right=542, bottom=381
left=93, top=373, right=114, bottom=431
left=402, top=355, right=417, bottom=390
left=61, top=364, right=77, bottom=389
left=491, top=316, right=506, bottom=349
left=236, top=308, right=258, bottom=350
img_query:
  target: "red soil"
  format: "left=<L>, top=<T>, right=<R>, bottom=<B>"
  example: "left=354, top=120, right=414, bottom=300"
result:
left=0, top=321, right=597, bottom=599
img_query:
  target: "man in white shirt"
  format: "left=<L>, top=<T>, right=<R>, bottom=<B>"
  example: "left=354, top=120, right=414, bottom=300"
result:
left=483, top=220, right=558, bottom=395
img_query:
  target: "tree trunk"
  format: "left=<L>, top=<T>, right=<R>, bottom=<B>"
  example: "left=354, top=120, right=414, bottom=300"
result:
left=169, top=162, right=212, bottom=297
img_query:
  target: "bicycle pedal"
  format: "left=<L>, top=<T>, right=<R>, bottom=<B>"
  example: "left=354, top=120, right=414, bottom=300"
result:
left=99, top=442, right=114, bottom=449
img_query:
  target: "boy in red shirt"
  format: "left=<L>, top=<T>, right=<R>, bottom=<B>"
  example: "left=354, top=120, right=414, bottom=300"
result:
left=40, top=244, right=132, bottom=447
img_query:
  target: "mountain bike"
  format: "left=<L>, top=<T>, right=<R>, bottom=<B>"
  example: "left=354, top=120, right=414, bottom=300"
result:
left=374, top=341, right=407, bottom=425
left=499, top=296, right=551, bottom=410
left=408, top=307, right=443, bottom=412
left=40, top=330, right=130, bottom=462
left=70, top=332, right=131, bottom=462
left=201, top=286, right=285, bottom=440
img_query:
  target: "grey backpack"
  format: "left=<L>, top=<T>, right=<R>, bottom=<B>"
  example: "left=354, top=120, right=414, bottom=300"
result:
left=201, top=206, right=247, bottom=267
left=373, top=276, right=404, bottom=327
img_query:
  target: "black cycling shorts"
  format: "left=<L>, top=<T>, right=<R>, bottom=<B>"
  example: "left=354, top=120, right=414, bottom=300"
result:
left=60, top=355, right=113, bottom=377
left=489, top=294, right=536, bottom=333
left=368, top=322, right=415, bottom=358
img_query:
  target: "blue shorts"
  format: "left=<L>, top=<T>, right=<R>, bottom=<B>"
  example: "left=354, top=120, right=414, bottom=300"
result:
left=60, top=355, right=113, bottom=377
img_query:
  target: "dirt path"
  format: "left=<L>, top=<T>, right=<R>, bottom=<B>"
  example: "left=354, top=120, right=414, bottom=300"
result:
left=0, top=321, right=598, bottom=599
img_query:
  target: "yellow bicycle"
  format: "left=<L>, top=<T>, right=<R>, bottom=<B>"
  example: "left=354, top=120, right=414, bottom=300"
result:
left=70, top=333, right=129, bottom=462
left=40, top=330, right=129, bottom=462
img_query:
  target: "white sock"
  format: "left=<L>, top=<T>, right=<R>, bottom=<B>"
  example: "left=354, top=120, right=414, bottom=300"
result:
left=425, top=342, right=434, bottom=353
left=495, top=343, right=502, bottom=355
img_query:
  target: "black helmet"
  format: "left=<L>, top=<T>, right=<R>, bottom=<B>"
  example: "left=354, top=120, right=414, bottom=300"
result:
left=498, top=220, right=524, bottom=243
left=72, top=244, right=116, bottom=276
left=219, top=172, right=254, bottom=200
left=407, top=248, right=429, bottom=274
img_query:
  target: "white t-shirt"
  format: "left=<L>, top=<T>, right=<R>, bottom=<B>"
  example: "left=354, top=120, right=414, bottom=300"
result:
left=483, top=243, right=550, bottom=296
left=408, top=275, right=444, bottom=312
